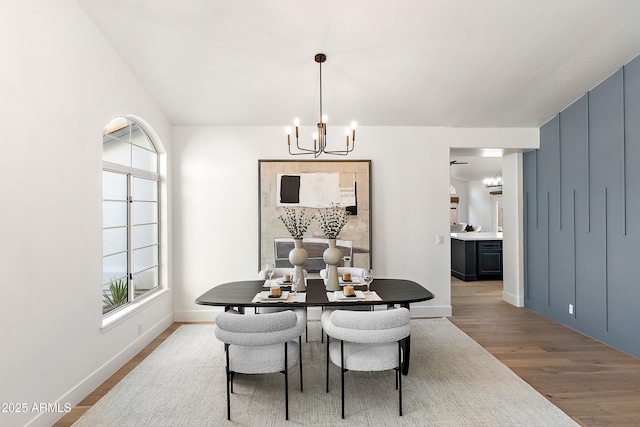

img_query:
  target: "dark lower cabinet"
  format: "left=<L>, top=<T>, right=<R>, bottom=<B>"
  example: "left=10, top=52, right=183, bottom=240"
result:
left=476, top=241, right=502, bottom=278
left=451, top=238, right=477, bottom=281
left=451, top=239, right=502, bottom=281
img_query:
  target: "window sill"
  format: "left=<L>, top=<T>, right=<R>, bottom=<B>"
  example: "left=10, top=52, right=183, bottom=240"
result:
left=101, top=288, right=169, bottom=333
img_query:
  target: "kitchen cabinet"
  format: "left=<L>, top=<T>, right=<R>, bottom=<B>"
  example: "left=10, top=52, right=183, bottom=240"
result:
left=451, top=233, right=503, bottom=281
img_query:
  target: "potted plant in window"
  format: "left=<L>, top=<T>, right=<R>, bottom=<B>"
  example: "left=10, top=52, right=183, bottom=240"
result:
left=103, top=277, right=128, bottom=313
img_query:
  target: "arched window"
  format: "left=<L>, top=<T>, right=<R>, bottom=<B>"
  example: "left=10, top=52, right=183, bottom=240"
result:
left=102, top=117, right=160, bottom=316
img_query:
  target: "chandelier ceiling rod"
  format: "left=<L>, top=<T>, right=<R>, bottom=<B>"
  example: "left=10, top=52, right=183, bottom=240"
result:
left=286, top=53, right=357, bottom=157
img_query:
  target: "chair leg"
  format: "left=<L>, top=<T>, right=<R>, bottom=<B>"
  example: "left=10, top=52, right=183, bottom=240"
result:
left=321, top=308, right=325, bottom=343
left=299, top=335, right=303, bottom=392
left=340, top=340, right=345, bottom=419
left=224, top=344, right=231, bottom=420
left=325, top=333, right=330, bottom=393
left=285, top=342, right=289, bottom=420
left=398, top=341, right=403, bottom=416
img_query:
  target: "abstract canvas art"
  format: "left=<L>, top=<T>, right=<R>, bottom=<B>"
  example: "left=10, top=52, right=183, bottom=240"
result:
left=259, top=160, right=371, bottom=272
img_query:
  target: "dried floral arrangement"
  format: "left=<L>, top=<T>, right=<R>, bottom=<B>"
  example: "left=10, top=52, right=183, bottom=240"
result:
left=278, top=207, right=315, bottom=239
left=317, top=204, right=350, bottom=239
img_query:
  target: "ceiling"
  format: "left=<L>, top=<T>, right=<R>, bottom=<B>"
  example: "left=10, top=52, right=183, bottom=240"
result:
left=77, top=0, right=640, bottom=129
left=450, top=148, right=506, bottom=182
left=77, top=1, right=640, bottom=183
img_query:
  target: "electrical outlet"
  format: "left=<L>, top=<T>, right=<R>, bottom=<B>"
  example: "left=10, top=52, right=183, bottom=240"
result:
left=436, top=235, right=444, bottom=245
left=568, top=304, right=574, bottom=315
left=138, top=323, right=144, bottom=335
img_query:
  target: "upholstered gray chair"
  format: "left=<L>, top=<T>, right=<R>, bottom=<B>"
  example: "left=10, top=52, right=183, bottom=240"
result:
left=319, top=266, right=367, bottom=280
left=319, top=267, right=371, bottom=342
left=321, top=308, right=412, bottom=418
left=258, top=267, right=308, bottom=282
left=215, top=309, right=305, bottom=421
left=258, top=268, right=309, bottom=342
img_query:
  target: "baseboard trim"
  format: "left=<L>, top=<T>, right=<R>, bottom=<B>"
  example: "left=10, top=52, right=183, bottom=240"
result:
left=175, top=308, right=224, bottom=322
left=32, top=313, right=174, bottom=427
left=410, top=304, right=452, bottom=318
left=503, top=290, right=524, bottom=307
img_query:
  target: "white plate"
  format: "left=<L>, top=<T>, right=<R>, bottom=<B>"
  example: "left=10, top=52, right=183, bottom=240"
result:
left=335, top=290, right=366, bottom=300
left=339, top=277, right=363, bottom=285
left=259, top=291, right=290, bottom=301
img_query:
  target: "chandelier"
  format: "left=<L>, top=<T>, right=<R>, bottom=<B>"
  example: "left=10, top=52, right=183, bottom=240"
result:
left=286, top=53, right=357, bottom=157
left=483, top=174, right=503, bottom=189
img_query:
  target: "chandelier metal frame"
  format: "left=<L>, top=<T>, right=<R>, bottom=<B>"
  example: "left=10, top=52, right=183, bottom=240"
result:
left=287, top=53, right=356, bottom=157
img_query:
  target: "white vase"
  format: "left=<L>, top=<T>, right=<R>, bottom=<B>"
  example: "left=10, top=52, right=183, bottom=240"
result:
left=288, top=238, right=307, bottom=292
left=323, top=238, right=342, bottom=291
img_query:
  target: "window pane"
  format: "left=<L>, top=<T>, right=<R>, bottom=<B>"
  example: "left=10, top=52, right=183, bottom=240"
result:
left=103, top=276, right=129, bottom=315
left=103, top=253, right=127, bottom=284
left=103, top=227, right=127, bottom=256
left=133, top=177, right=157, bottom=201
left=133, top=245, right=158, bottom=273
left=103, top=137, right=131, bottom=166
left=130, top=125, right=155, bottom=151
left=104, top=116, right=131, bottom=135
left=133, top=224, right=158, bottom=249
left=103, top=201, right=127, bottom=228
left=133, top=201, right=158, bottom=225
left=133, top=267, right=159, bottom=296
left=103, top=171, right=127, bottom=200
left=132, top=145, right=157, bottom=172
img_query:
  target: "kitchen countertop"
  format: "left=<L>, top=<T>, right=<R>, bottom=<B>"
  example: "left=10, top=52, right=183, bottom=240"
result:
left=451, top=232, right=503, bottom=241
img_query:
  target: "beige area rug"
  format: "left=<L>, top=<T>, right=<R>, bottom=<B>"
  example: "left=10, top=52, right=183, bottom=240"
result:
left=73, top=318, right=578, bottom=426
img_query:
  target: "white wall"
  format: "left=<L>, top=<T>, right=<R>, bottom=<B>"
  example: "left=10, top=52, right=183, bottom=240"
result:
left=502, top=153, right=526, bottom=306
left=0, top=2, right=173, bottom=426
left=172, top=126, right=538, bottom=322
left=467, top=180, right=495, bottom=231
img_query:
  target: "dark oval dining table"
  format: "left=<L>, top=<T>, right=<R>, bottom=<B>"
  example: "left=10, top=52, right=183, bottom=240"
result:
left=196, top=278, right=435, bottom=374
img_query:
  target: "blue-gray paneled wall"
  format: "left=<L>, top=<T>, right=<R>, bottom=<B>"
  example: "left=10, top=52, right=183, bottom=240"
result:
left=524, top=55, right=640, bottom=359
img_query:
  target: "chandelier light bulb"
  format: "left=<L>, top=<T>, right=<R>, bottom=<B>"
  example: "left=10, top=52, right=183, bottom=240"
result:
left=286, top=53, right=357, bottom=156
left=484, top=175, right=503, bottom=188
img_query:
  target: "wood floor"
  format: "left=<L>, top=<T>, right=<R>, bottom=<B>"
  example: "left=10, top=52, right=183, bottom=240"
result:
left=55, top=278, right=640, bottom=426
left=448, top=277, right=640, bottom=426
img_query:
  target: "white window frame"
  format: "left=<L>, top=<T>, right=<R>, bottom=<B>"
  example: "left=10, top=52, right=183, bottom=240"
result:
left=102, top=117, right=163, bottom=323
